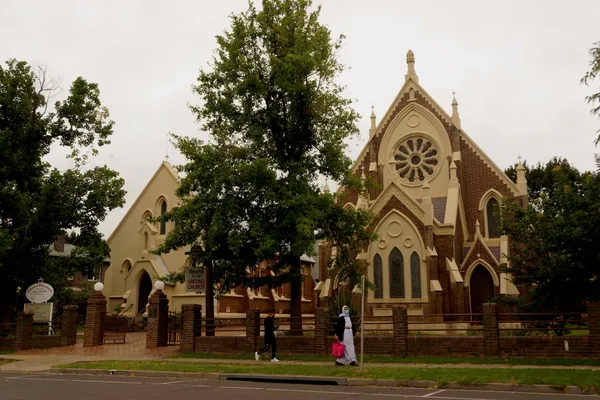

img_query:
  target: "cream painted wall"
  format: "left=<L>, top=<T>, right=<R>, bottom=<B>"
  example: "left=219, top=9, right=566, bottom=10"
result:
left=367, top=210, right=428, bottom=304
left=378, top=102, right=453, bottom=200
left=104, top=162, right=191, bottom=313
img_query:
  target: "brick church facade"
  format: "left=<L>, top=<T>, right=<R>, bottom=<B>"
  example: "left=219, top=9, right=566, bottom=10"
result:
left=319, top=51, right=524, bottom=318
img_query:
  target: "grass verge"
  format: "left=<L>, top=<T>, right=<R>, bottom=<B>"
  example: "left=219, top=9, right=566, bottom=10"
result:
left=170, top=352, right=600, bottom=367
left=0, top=359, right=15, bottom=366
left=60, top=361, right=600, bottom=389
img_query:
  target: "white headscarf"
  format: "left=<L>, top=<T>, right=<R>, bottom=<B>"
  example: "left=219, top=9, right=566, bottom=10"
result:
left=339, top=305, right=350, bottom=318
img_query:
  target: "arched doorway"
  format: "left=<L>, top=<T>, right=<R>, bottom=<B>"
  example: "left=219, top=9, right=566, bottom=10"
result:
left=469, top=265, right=495, bottom=316
left=138, top=272, right=152, bottom=314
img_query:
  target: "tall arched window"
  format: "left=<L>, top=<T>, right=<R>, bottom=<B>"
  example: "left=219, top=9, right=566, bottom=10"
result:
left=159, top=200, right=167, bottom=235
left=389, top=248, right=405, bottom=298
left=373, top=254, right=383, bottom=299
left=410, top=252, right=421, bottom=299
left=486, top=197, right=501, bottom=238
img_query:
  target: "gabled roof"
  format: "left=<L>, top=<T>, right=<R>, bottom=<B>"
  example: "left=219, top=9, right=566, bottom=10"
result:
left=107, top=161, right=180, bottom=243
left=342, top=50, right=520, bottom=197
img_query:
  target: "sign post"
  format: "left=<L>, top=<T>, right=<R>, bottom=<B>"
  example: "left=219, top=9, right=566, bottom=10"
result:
left=185, top=269, right=207, bottom=293
left=25, top=279, right=54, bottom=335
left=360, top=274, right=365, bottom=372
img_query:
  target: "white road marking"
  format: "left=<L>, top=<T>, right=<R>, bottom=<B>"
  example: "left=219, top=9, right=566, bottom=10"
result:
left=158, top=380, right=191, bottom=385
left=6, top=376, right=142, bottom=385
left=423, top=389, right=446, bottom=397
left=220, top=385, right=263, bottom=390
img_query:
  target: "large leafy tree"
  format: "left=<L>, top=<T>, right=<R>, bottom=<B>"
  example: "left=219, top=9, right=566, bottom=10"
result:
left=504, top=157, right=581, bottom=201
left=157, top=0, right=375, bottom=334
left=0, top=60, right=125, bottom=322
left=501, top=160, right=600, bottom=313
left=581, top=41, right=600, bottom=144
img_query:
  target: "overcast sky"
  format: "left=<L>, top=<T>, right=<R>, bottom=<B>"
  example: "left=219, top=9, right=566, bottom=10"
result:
left=2, top=0, right=599, bottom=238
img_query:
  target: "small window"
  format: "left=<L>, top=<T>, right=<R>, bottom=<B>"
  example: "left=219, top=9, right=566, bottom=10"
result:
left=389, top=248, right=405, bottom=298
left=159, top=200, right=167, bottom=235
left=410, top=252, right=421, bottom=299
left=486, top=198, right=501, bottom=238
left=122, top=260, right=132, bottom=273
left=373, top=254, right=383, bottom=299
left=144, top=232, right=149, bottom=250
left=142, top=211, right=152, bottom=223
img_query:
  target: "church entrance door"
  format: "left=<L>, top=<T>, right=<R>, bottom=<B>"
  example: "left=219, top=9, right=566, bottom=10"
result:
left=138, top=272, right=152, bottom=314
left=469, top=265, right=495, bottom=318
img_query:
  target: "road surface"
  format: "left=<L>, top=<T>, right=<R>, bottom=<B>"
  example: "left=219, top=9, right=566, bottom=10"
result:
left=0, top=372, right=595, bottom=399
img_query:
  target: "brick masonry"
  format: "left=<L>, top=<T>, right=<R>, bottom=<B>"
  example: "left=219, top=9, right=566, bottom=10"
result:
left=181, top=304, right=202, bottom=353
left=84, top=292, right=107, bottom=347
left=185, top=302, right=600, bottom=359
left=15, top=312, right=33, bottom=351
left=146, top=289, right=169, bottom=348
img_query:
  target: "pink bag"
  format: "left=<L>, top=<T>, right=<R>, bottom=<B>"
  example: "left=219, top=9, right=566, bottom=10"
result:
left=331, top=339, right=345, bottom=358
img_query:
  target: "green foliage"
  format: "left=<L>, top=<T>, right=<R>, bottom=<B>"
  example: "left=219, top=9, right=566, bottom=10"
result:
left=501, top=159, right=600, bottom=313
left=155, top=0, right=375, bottom=326
left=581, top=41, right=600, bottom=144
left=0, top=59, right=125, bottom=321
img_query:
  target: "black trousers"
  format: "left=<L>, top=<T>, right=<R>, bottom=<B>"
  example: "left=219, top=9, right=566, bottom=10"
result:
left=257, top=336, right=276, bottom=359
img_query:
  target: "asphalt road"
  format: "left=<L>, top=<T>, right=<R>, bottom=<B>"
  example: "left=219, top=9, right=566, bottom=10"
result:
left=0, top=372, right=597, bottom=400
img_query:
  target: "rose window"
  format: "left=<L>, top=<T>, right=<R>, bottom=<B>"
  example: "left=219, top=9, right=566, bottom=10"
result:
left=393, top=136, right=440, bottom=183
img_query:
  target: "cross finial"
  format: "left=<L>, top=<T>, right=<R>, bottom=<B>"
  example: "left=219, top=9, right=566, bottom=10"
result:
left=452, top=90, right=456, bottom=97
left=517, top=154, right=522, bottom=164
left=165, top=148, right=170, bottom=162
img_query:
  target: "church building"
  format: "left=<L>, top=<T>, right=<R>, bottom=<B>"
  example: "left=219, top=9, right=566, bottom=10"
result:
left=319, top=50, right=523, bottom=318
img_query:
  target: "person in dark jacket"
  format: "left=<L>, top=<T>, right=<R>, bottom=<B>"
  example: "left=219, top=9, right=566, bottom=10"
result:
left=255, top=309, right=279, bottom=362
left=334, top=305, right=358, bottom=366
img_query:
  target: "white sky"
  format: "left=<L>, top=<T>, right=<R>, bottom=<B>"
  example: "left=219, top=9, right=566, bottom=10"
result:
left=2, top=0, right=599, bottom=238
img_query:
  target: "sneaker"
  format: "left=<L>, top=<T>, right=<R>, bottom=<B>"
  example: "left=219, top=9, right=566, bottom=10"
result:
left=255, top=352, right=259, bottom=361
left=271, top=358, right=280, bottom=363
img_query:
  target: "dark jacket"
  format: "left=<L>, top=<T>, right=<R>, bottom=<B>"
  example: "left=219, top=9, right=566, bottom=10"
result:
left=264, top=315, right=276, bottom=339
left=335, top=316, right=350, bottom=342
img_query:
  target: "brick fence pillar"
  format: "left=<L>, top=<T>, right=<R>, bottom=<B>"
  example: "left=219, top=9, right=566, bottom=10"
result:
left=588, top=302, right=600, bottom=358
left=84, top=291, right=107, bottom=347
left=60, top=305, right=79, bottom=346
left=15, top=312, right=34, bottom=351
left=392, top=305, right=408, bottom=357
left=146, top=289, right=169, bottom=348
left=483, top=303, right=499, bottom=357
left=315, top=307, right=329, bottom=354
left=246, top=309, right=260, bottom=352
left=181, top=304, right=202, bottom=353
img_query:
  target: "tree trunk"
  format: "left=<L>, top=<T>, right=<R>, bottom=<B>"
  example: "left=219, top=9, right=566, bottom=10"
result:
left=205, top=262, right=215, bottom=337
left=0, top=281, right=17, bottom=323
left=290, top=274, right=303, bottom=336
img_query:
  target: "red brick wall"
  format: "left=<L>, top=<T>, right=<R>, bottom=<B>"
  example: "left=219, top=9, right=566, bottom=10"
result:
left=499, top=336, right=589, bottom=358
left=194, top=336, right=251, bottom=353
left=0, top=338, right=14, bottom=351
left=408, top=336, right=484, bottom=357
left=31, top=336, right=62, bottom=349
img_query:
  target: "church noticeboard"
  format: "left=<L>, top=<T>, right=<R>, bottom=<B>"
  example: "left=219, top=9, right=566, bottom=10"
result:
left=24, top=303, right=53, bottom=323
left=185, top=269, right=207, bottom=293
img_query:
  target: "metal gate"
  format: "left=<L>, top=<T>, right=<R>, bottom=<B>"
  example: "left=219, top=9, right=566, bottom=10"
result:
left=167, top=312, right=182, bottom=345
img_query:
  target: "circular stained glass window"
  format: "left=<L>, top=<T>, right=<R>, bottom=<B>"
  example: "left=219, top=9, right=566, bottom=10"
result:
left=393, top=136, right=440, bottom=184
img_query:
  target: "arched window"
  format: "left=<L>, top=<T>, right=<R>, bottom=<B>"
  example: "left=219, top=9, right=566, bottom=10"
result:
left=389, top=248, right=405, bottom=298
left=122, top=260, right=132, bottom=273
left=410, top=252, right=421, bottom=299
left=144, top=232, right=149, bottom=250
left=373, top=254, right=383, bottom=299
left=486, top=198, right=501, bottom=238
left=159, top=200, right=167, bottom=235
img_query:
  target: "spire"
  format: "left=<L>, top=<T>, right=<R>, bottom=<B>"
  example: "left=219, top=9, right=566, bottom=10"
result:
left=369, top=106, right=377, bottom=139
left=451, top=91, right=461, bottom=129
left=475, top=219, right=482, bottom=237
left=449, top=161, right=459, bottom=188
left=516, top=155, right=528, bottom=199
left=405, top=50, right=419, bottom=83
left=324, top=181, right=331, bottom=194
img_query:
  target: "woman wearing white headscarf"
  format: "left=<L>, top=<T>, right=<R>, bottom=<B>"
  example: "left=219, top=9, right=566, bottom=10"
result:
left=334, top=305, right=358, bottom=366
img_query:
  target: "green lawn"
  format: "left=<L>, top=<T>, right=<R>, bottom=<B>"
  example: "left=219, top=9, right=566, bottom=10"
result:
left=60, top=360, right=600, bottom=389
left=171, top=352, right=600, bottom=366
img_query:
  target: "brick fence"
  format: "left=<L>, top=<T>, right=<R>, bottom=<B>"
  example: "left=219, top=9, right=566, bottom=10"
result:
left=0, top=306, right=79, bottom=352
left=182, top=303, right=600, bottom=359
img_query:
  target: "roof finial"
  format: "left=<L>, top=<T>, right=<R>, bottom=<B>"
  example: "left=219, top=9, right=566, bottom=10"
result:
left=451, top=90, right=461, bottom=129
left=324, top=181, right=331, bottom=194
left=517, top=154, right=523, bottom=165
left=476, top=219, right=482, bottom=237
left=405, top=49, right=418, bottom=83
left=370, top=105, right=377, bottom=134
left=165, top=148, right=169, bottom=162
